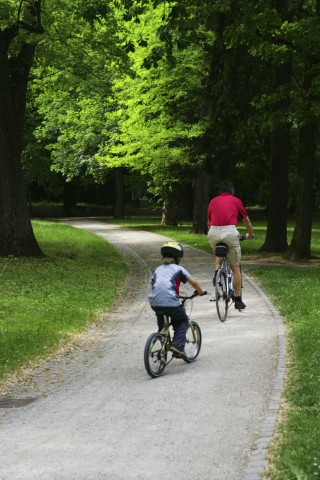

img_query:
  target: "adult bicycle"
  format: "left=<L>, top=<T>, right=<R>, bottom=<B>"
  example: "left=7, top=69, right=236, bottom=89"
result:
left=144, top=291, right=206, bottom=378
left=214, top=236, right=246, bottom=322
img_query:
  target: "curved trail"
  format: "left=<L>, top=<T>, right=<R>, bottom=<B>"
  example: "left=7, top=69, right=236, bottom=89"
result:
left=0, top=219, right=285, bottom=480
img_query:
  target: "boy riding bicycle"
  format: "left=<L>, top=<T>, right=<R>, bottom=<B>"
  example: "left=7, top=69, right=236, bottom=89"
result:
left=148, top=242, right=206, bottom=358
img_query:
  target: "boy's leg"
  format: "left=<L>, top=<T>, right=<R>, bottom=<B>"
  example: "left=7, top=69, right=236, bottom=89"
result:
left=151, top=307, right=165, bottom=332
left=169, top=307, right=189, bottom=348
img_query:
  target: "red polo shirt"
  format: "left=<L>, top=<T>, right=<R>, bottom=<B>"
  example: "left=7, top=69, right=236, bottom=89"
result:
left=207, top=193, right=248, bottom=226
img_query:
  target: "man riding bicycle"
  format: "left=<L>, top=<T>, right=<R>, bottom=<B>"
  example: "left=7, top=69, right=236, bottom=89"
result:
left=207, top=181, right=254, bottom=310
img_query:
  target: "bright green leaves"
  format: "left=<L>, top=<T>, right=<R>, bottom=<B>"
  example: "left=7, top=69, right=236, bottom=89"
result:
left=28, top=0, right=128, bottom=182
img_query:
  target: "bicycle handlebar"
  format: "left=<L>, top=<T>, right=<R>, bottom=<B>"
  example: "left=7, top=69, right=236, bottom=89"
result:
left=179, top=290, right=207, bottom=305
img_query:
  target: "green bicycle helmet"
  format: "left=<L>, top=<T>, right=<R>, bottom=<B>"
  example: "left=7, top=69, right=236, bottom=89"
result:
left=161, top=241, right=184, bottom=259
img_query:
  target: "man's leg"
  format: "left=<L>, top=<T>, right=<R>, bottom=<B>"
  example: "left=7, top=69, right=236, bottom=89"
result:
left=231, top=265, right=242, bottom=297
left=231, top=265, right=246, bottom=309
left=213, top=256, right=222, bottom=284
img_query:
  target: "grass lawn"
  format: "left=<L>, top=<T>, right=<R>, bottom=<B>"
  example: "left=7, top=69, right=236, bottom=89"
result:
left=0, top=220, right=128, bottom=380
left=103, top=217, right=320, bottom=480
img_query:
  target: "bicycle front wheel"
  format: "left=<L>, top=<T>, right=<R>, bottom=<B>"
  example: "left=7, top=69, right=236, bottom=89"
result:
left=215, top=270, right=228, bottom=322
left=184, top=321, right=202, bottom=363
left=144, top=333, right=167, bottom=378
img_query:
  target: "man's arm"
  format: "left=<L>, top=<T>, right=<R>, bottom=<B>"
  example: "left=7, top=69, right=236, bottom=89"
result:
left=242, top=216, right=254, bottom=239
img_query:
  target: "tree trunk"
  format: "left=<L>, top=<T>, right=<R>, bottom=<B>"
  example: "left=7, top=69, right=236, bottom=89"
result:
left=287, top=119, right=316, bottom=259
left=286, top=0, right=319, bottom=260
left=192, top=172, right=210, bottom=234
left=0, top=31, right=43, bottom=257
left=63, top=181, right=77, bottom=216
left=260, top=60, right=291, bottom=252
left=113, top=167, right=125, bottom=219
left=161, top=191, right=177, bottom=226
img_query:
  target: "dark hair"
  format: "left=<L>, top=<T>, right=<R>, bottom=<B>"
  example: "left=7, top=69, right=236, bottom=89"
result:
left=219, top=181, right=234, bottom=194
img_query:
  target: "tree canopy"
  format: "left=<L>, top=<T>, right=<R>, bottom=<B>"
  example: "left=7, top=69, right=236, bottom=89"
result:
left=1, top=0, right=320, bottom=257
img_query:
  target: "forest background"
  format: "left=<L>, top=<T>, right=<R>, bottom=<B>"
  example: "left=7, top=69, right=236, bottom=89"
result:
left=1, top=0, right=320, bottom=260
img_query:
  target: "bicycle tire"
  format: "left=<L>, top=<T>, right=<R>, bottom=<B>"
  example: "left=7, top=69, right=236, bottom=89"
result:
left=144, top=332, right=167, bottom=378
left=215, top=270, right=228, bottom=322
left=183, top=321, right=202, bottom=363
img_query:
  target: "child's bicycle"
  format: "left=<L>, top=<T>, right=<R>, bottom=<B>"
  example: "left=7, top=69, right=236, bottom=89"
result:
left=144, top=291, right=206, bottom=378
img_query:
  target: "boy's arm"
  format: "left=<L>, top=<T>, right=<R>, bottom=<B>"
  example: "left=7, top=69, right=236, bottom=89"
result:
left=187, top=276, right=206, bottom=295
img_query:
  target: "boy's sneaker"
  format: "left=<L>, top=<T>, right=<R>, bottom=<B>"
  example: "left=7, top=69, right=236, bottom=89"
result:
left=170, top=345, right=186, bottom=358
left=235, top=299, right=246, bottom=310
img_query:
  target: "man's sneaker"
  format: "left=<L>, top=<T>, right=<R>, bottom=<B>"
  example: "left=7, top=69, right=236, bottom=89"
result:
left=170, top=345, right=186, bottom=358
left=235, top=299, right=246, bottom=310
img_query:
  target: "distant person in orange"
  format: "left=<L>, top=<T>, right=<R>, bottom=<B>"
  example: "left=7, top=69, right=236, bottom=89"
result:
left=207, top=181, right=254, bottom=310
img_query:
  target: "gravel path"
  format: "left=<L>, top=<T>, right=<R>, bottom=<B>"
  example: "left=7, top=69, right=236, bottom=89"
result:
left=0, top=219, right=285, bottom=480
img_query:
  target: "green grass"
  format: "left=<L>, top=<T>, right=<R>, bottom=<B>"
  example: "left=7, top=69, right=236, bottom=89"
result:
left=103, top=217, right=320, bottom=480
left=0, top=220, right=128, bottom=379
left=251, top=268, right=320, bottom=480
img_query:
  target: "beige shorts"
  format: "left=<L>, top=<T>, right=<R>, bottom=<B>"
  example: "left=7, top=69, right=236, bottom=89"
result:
left=208, top=225, right=241, bottom=266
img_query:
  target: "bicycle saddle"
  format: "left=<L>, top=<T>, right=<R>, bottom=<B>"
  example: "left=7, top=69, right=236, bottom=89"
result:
left=215, top=242, right=228, bottom=257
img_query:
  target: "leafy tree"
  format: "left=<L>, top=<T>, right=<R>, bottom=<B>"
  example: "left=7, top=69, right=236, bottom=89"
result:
left=28, top=0, right=129, bottom=215
left=98, top=1, right=211, bottom=225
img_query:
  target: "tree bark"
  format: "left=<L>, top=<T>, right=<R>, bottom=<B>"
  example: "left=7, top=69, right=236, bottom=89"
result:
left=286, top=0, right=319, bottom=259
left=192, top=172, right=210, bottom=234
left=260, top=60, right=291, bottom=252
left=113, top=167, right=125, bottom=219
left=63, top=181, right=77, bottom=216
left=0, top=29, right=43, bottom=256
left=287, top=118, right=316, bottom=259
left=161, top=190, right=177, bottom=226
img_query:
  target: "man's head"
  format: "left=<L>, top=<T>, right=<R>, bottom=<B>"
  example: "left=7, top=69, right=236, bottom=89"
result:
left=219, top=181, right=234, bottom=195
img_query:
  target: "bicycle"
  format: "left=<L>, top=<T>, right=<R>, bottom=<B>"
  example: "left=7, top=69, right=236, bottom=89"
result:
left=144, top=291, right=206, bottom=378
left=214, top=236, right=246, bottom=322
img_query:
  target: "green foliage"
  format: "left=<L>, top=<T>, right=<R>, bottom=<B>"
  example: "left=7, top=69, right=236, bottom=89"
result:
left=98, top=1, right=211, bottom=202
left=26, top=0, right=128, bottom=181
left=0, top=1, right=16, bottom=28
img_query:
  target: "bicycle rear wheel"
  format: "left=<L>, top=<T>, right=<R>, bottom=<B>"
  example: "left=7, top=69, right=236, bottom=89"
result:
left=184, top=321, right=202, bottom=363
left=215, top=270, right=228, bottom=322
left=144, top=333, right=167, bottom=378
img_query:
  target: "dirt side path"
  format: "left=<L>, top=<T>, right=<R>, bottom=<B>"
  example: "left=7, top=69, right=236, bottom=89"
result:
left=0, top=219, right=285, bottom=480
